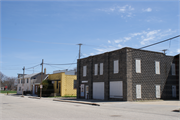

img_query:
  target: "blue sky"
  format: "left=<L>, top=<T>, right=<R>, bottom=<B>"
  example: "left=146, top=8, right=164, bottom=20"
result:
left=1, top=0, right=180, bottom=77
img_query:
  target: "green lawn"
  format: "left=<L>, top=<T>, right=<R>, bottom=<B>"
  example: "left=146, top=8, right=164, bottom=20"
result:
left=0, top=90, right=17, bottom=93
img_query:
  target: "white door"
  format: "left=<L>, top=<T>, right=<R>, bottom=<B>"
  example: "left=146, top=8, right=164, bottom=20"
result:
left=93, top=82, right=104, bottom=100
left=85, top=85, right=89, bottom=99
left=136, top=85, right=141, bottom=99
left=172, top=85, right=176, bottom=98
left=80, top=84, right=84, bottom=97
left=110, top=81, right=123, bottom=98
left=156, top=85, right=160, bottom=98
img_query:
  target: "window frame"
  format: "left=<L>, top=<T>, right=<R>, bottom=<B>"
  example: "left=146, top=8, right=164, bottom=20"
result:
left=114, top=60, right=119, bottom=74
left=100, top=63, right=103, bottom=75
left=155, top=61, right=160, bottom=74
left=171, top=63, right=176, bottom=75
left=135, top=59, right=141, bottom=73
left=94, top=64, right=98, bottom=75
left=83, top=66, right=87, bottom=77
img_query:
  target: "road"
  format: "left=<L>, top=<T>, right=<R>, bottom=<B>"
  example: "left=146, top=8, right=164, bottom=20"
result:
left=0, top=94, right=179, bottom=120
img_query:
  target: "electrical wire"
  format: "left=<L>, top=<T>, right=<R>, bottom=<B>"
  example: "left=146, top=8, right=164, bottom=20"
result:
left=44, top=63, right=77, bottom=65
left=138, top=35, right=180, bottom=50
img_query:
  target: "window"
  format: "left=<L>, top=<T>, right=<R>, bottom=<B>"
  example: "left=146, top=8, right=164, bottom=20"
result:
left=100, top=63, right=103, bottom=75
left=136, top=85, right=141, bottom=98
left=156, top=85, right=160, bottom=98
left=135, top=59, right=141, bottom=73
left=171, top=63, right=176, bottom=75
left=27, top=79, right=28, bottom=83
left=83, top=66, right=87, bottom=77
left=74, top=80, right=77, bottom=89
left=94, top=64, right=98, bottom=75
left=19, top=87, right=21, bottom=91
left=114, top=60, right=119, bottom=74
left=18, top=80, right=20, bottom=84
left=155, top=61, right=160, bottom=74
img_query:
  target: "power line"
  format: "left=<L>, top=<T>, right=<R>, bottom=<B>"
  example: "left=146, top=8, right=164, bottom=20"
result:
left=26, top=64, right=40, bottom=70
left=44, top=63, right=77, bottom=65
left=138, top=35, right=180, bottom=50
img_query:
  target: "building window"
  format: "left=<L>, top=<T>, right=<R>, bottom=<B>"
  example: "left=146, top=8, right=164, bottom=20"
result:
left=27, top=79, right=28, bottom=83
left=74, top=80, right=77, bottom=89
left=100, top=63, right=103, bottom=75
left=171, top=63, right=176, bottom=75
left=83, top=66, right=87, bottom=77
left=155, top=61, right=160, bottom=74
left=114, top=60, right=119, bottom=74
left=94, top=64, right=98, bottom=75
left=19, top=87, right=21, bottom=91
left=156, top=85, right=160, bottom=98
left=18, top=80, right=20, bottom=84
left=135, top=59, right=141, bottom=73
left=136, top=85, right=141, bottom=98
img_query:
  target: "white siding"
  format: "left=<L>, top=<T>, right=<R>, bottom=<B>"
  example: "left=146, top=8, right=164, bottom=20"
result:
left=171, top=63, right=176, bottom=75
left=136, top=85, right=141, bottom=98
left=110, top=81, right=123, bottom=98
left=83, top=66, right=87, bottom=77
left=155, top=61, right=160, bottom=74
left=156, top=85, right=160, bottom=98
left=114, top=60, right=119, bottom=74
left=94, top=64, right=98, bottom=75
left=93, top=82, right=104, bottom=100
left=100, top=63, right=103, bottom=75
left=136, top=59, right=141, bottom=73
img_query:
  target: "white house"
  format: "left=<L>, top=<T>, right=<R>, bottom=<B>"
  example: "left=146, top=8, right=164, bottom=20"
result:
left=17, top=73, right=41, bottom=95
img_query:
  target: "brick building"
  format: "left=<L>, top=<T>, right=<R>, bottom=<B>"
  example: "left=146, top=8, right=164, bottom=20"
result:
left=77, top=47, right=178, bottom=101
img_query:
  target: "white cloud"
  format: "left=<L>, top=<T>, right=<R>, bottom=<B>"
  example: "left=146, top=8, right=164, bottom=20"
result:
left=90, top=53, right=94, bottom=55
left=108, top=40, right=111, bottom=43
left=98, top=5, right=135, bottom=18
left=114, top=39, right=122, bottom=43
left=143, top=8, right=152, bottom=12
left=124, top=37, right=131, bottom=42
left=177, top=49, right=180, bottom=53
left=118, top=44, right=123, bottom=48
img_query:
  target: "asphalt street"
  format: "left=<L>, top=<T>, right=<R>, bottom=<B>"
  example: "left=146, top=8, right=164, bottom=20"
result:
left=0, top=94, right=179, bottom=120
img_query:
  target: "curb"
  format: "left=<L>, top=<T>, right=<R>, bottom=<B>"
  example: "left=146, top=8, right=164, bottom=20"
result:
left=6, top=94, right=24, bottom=97
left=28, top=96, right=41, bottom=99
left=53, top=99, right=100, bottom=106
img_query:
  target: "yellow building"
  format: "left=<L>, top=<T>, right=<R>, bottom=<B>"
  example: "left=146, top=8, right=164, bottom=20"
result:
left=47, top=72, right=77, bottom=96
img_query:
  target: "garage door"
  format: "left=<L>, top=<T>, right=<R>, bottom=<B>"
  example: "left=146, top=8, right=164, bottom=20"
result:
left=93, top=82, right=104, bottom=100
left=110, top=81, right=123, bottom=98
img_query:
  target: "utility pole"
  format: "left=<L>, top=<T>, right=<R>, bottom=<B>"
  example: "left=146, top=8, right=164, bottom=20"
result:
left=22, top=66, right=25, bottom=97
left=40, top=59, right=44, bottom=98
left=77, top=43, right=82, bottom=59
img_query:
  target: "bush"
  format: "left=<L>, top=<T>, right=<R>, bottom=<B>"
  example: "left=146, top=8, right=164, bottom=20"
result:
left=37, top=80, right=54, bottom=97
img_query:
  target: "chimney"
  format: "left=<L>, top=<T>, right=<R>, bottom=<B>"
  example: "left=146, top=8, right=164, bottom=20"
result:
left=44, top=68, right=46, bottom=74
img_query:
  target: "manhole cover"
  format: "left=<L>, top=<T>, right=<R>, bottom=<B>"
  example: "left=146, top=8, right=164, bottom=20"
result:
left=110, top=115, right=121, bottom=117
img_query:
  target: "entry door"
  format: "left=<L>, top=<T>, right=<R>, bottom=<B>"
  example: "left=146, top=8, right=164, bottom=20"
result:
left=80, top=84, right=84, bottom=97
left=85, top=85, right=89, bottom=99
left=172, top=85, right=176, bottom=97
